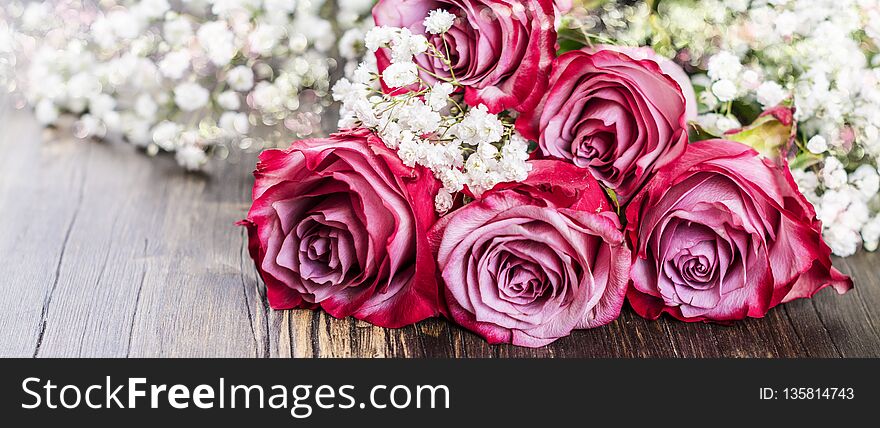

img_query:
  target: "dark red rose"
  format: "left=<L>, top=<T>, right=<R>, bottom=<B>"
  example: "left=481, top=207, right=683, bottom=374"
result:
left=241, top=128, right=442, bottom=328
left=626, top=139, right=852, bottom=322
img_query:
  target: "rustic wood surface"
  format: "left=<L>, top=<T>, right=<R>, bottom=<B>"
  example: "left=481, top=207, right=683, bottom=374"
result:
left=1, top=104, right=879, bottom=358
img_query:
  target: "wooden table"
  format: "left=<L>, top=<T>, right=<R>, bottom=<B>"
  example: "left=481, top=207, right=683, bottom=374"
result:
left=1, top=105, right=879, bottom=358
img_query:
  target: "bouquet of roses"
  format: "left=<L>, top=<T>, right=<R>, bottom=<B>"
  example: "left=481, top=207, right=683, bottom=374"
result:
left=240, top=0, right=853, bottom=347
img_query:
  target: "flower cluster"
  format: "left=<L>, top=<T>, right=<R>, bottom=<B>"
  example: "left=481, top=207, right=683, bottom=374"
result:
left=570, top=0, right=880, bottom=257
left=2, top=0, right=372, bottom=169
left=242, top=0, right=852, bottom=348
left=332, top=24, right=532, bottom=213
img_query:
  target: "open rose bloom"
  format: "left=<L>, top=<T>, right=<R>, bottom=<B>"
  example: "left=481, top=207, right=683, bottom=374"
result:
left=241, top=129, right=442, bottom=328
left=626, top=140, right=852, bottom=322
left=430, top=161, right=631, bottom=346
left=517, top=49, right=689, bottom=202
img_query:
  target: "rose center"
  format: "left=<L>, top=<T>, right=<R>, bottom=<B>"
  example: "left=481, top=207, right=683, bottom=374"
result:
left=496, top=256, right=549, bottom=305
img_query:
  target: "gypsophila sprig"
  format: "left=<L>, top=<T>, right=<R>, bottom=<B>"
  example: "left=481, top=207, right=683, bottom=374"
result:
left=333, top=12, right=532, bottom=214
left=3, top=0, right=373, bottom=170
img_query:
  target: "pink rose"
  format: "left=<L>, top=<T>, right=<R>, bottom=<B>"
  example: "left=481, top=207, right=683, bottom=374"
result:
left=430, top=160, right=631, bottom=347
left=625, top=140, right=852, bottom=322
left=516, top=49, right=689, bottom=202
left=373, top=0, right=557, bottom=113
left=240, top=129, right=442, bottom=328
left=593, top=45, right=698, bottom=121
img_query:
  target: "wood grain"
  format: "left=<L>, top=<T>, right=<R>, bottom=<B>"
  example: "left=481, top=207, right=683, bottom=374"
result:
left=1, top=104, right=878, bottom=358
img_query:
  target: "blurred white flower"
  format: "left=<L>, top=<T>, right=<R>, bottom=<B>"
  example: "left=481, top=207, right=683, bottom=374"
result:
left=159, top=51, right=191, bottom=79
left=163, top=17, right=193, bottom=46
left=251, top=81, right=283, bottom=112
left=217, top=91, right=241, bottom=110
left=175, top=145, right=208, bottom=171
left=249, top=24, right=284, bottom=55
left=756, top=81, right=787, bottom=108
left=35, top=99, right=59, bottom=125
left=135, top=94, right=159, bottom=120
left=707, top=51, right=742, bottom=81
left=174, top=82, right=210, bottom=111
left=711, top=79, right=738, bottom=102
left=227, top=66, right=255, bottom=91
left=197, top=21, right=236, bottom=66
left=807, top=135, right=828, bottom=154
left=219, top=111, right=251, bottom=135
left=850, top=164, right=880, bottom=200
left=152, top=121, right=183, bottom=150
left=134, top=0, right=171, bottom=20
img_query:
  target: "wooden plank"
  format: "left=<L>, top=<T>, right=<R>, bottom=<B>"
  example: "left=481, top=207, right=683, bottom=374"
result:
left=1, top=104, right=879, bottom=358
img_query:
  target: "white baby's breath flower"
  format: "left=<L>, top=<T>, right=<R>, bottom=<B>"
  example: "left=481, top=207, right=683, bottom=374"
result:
left=397, top=133, right=420, bottom=167
left=426, top=82, right=454, bottom=111
left=219, top=111, right=250, bottom=135
left=134, top=0, right=171, bottom=20
left=850, top=164, right=880, bottom=200
left=434, top=189, right=454, bottom=214
left=135, top=94, right=158, bottom=120
left=152, top=121, right=182, bottom=149
left=379, top=120, right=404, bottom=149
left=707, top=51, right=742, bottom=81
left=424, top=9, right=456, bottom=34
left=263, top=0, right=298, bottom=14
left=331, top=78, right=368, bottom=103
left=756, top=81, right=788, bottom=108
left=89, top=94, right=117, bottom=118
left=173, top=82, right=210, bottom=112
left=163, top=17, right=193, bottom=46
left=158, top=50, right=190, bottom=79
left=351, top=98, right=379, bottom=127
left=249, top=24, right=284, bottom=56
left=251, top=82, right=283, bottom=112
left=822, top=157, right=848, bottom=189
left=711, top=79, right=738, bottom=102
left=197, top=21, right=236, bottom=66
left=699, top=91, right=719, bottom=110
left=338, top=28, right=365, bottom=60
left=352, top=61, right=375, bottom=85
left=175, top=145, right=208, bottom=171
left=382, top=61, right=419, bottom=88
left=216, top=91, right=241, bottom=110
left=227, top=66, right=255, bottom=92
left=365, top=26, right=395, bottom=52
left=35, top=99, right=59, bottom=125
left=862, top=216, right=880, bottom=252
left=807, top=135, right=829, bottom=154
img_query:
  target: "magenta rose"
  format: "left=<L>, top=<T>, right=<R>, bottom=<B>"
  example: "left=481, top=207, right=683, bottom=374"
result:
left=373, top=0, right=557, bottom=113
left=516, top=49, right=688, bottom=202
left=593, top=45, right=698, bottom=121
left=625, top=140, right=852, bottom=322
left=240, top=128, right=442, bottom=328
left=430, top=160, right=631, bottom=347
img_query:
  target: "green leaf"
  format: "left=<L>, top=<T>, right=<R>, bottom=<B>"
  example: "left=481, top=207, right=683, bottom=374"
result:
left=724, top=112, right=794, bottom=161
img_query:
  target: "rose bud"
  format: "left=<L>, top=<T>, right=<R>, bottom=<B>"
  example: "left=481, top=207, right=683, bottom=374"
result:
left=430, top=160, right=631, bottom=347
left=373, top=0, right=557, bottom=113
left=240, top=129, right=442, bottom=328
left=516, top=48, right=689, bottom=203
left=625, top=139, right=852, bottom=322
